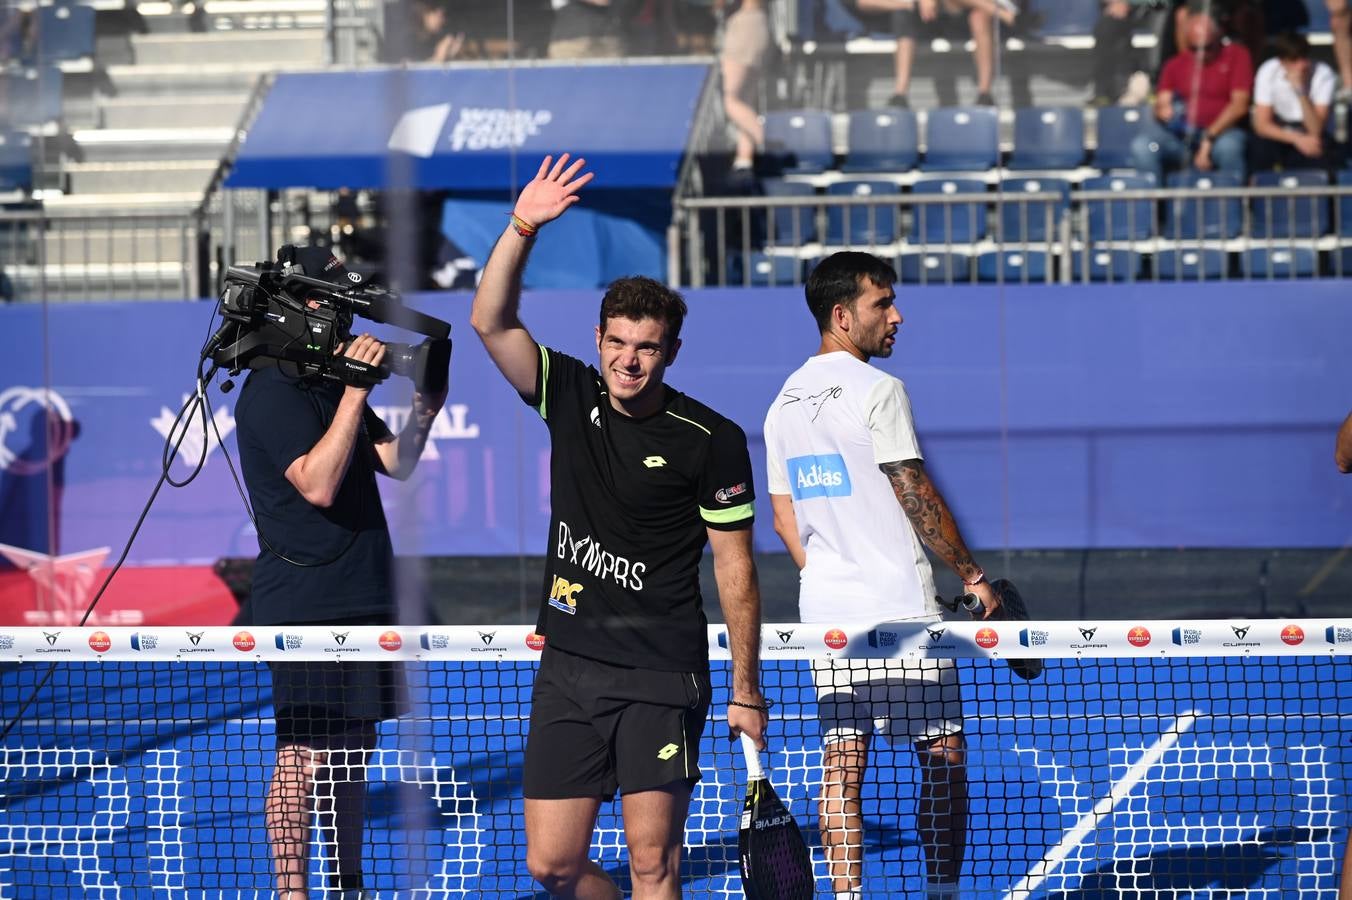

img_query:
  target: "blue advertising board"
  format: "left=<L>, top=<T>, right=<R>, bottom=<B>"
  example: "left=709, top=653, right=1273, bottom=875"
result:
left=1, top=280, right=1350, bottom=566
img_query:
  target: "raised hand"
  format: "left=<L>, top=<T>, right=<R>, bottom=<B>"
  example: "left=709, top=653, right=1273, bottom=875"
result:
left=513, top=153, right=595, bottom=230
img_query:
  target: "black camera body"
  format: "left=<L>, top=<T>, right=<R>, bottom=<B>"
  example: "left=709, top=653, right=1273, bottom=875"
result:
left=209, top=254, right=451, bottom=394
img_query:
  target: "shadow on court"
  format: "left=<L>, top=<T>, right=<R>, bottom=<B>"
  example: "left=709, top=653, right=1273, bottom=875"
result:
left=1047, top=826, right=1332, bottom=899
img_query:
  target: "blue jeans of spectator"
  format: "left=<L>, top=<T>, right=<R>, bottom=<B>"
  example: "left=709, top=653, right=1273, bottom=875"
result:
left=1128, top=116, right=1246, bottom=185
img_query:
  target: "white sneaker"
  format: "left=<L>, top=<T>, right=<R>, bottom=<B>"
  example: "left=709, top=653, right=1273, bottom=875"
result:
left=1119, top=71, right=1151, bottom=107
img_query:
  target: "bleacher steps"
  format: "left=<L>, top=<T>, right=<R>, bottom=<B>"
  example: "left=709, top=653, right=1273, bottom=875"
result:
left=71, top=128, right=235, bottom=163
left=63, top=159, right=218, bottom=194
left=99, top=94, right=248, bottom=130
left=104, top=61, right=303, bottom=96
left=130, top=30, right=326, bottom=67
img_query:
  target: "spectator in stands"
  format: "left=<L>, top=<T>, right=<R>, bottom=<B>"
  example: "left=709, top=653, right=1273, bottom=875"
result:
left=718, top=0, right=770, bottom=184
left=625, top=0, right=678, bottom=55
left=852, top=0, right=1019, bottom=108
left=1092, top=0, right=1156, bottom=106
left=1327, top=0, right=1352, bottom=99
left=407, top=0, right=465, bottom=62
left=549, top=0, right=624, bottom=58
left=1128, top=7, right=1252, bottom=184
left=1249, top=32, right=1339, bottom=172
left=0, top=268, right=13, bottom=303
left=0, top=9, right=36, bottom=64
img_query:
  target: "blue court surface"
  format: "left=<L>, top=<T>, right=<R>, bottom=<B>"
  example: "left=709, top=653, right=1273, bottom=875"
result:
left=0, top=655, right=1348, bottom=898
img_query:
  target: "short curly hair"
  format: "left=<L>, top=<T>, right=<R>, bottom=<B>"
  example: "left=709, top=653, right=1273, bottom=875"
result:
left=598, top=276, right=688, bottom=347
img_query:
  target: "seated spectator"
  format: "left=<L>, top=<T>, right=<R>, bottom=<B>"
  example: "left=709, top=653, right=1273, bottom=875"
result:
left=1249, top=32, right=1339, bottom=172
left=408, top=0, right=465, bottom=62
left=625, top=0, right=678, bottom=56
left=1092, top=0, right=1159, bottom=105
left=718, top=0, right=770, bottom=183
left=852, top=0, right=1020, bottom=108
left=549, top=0, right=624, bottom=59
left=1129, top=7, right=1251, bottom=184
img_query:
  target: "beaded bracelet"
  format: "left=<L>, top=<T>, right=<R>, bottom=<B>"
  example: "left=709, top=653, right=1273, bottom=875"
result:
left=509, top=212, right=539, bottom=239
left=729, top=698, right=774, bottom=712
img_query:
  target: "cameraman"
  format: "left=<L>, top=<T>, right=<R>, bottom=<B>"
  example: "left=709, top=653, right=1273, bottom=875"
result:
left=233, top=246, right=447, bottom=900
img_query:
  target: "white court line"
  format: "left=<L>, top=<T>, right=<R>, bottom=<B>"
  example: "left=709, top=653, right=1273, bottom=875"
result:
left=1002, top=709, right=1200, bottom=900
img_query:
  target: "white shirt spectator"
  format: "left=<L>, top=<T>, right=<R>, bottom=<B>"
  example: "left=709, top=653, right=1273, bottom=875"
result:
left=1253, top=57, right=1337, bottom=123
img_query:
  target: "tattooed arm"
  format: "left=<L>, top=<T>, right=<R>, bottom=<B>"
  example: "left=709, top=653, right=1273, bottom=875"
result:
left=880, top=458, right=999, bottom=617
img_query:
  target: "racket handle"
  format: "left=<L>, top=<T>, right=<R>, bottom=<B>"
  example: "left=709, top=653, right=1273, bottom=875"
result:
left=739, top=732, right=765, bottom=779
left=957, top=592, right=983, bottom=618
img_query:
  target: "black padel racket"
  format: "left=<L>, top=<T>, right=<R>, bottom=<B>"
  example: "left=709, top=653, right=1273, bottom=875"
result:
left=738, top=733, right=815, bottom=899
left=950, top=578, right=1044, bottom=680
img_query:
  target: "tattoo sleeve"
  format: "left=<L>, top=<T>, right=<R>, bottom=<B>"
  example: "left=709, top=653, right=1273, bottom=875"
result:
left=880, top=459, right=981, bottom=584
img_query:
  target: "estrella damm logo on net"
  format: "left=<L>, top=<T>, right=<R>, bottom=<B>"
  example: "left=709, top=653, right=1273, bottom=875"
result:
left=548, top=576, right=583, bottom=616
left=787, top=453, right=852, bottom=500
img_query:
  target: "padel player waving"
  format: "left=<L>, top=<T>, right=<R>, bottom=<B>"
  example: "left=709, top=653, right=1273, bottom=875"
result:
left=471, top=153, right=769, bottom=899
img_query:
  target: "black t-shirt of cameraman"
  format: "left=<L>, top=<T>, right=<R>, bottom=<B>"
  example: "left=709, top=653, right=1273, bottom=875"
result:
left=232, top=247, right=446, bottom=898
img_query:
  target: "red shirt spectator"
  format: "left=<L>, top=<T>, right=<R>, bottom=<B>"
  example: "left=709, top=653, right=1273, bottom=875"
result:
left=1158, top=39, right=1254, bottom=130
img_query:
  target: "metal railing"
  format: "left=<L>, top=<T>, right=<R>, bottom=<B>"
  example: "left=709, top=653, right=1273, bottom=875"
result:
left=673, top=183, right=1352, bottom=287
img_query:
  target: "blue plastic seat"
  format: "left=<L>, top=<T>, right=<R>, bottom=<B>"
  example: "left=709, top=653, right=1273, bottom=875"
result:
left=976, top=250, right=1050, bottom=282
left=1339, top=169, right=1352, bottom=236
left=843, top=108, right=919, bottom=172
left=1163, top=172, right=1242, bottom=239
left=909, top=178, right=988, bottom=244
left=1083, top=174, right=1155, bottom=240
left=1029, top=0, right=1100, bottom=36
left=1251, top=170, right=1329, bottom=238
left=732, top=252, right=808, bottom=287
left=897, top=252, right=971, bottom=284
left=1304, top=0, right=1331, bottom=30
left=825, top=180, right=900, bottom=245
left=1093, top=107, right=1148, bottom=171
left=923, top=107, right=999, bottom=171
left=1243, top=246, right=1317, bottom=278
left=0, top=131, right=33, bottom=193
left=763, top=110, right=834, bottom=174
left=1009, top=107, right=1086, bottom=170
left=762, top=179, right=818, bottom=245
left=1155, top=248, right=1228, bottom=280
left=997, top=176, right=1070, bottom=242
left=1072, top=249, right=1140, bottom=282
left=2, top=67, right=64, bottom=130
left=38, top=5, right=95, bottom=64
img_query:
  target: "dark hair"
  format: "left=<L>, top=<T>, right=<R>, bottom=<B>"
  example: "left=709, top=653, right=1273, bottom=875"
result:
left=599, top=276, right=688, bottom=346
left=1271, top=31, right=1311, bottom=61
left=804, top=252, right=897, bottom=333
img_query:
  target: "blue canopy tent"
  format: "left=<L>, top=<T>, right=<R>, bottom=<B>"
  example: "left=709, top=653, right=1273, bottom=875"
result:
left=225, top=63, right=713, bottom=288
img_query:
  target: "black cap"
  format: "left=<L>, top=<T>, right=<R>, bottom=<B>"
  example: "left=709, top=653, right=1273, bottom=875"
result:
left=277, top=244, right=366, bottom=288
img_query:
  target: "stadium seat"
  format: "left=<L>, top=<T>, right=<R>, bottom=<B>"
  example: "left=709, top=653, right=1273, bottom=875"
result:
left=1251, top=170, right=1329, bottom=238
left=1155, top=248, right=1228, bottom=280
left=997, top=176, right=1070, bottom=242
left=909, top=178, right=988, bottom=244
left=1304, top=0, right=1331, bottom=31
left=2, top=67, right=63, bottom=130
left=1336, top=169, right=1352, bottom=236
left=1243, top=246, right=1317, bottom=278
left=923, top=107, right=999, bottom=171
left=976, top=250, right=1051, bottom=282
left=842, top=108, right=919, bottom=173
left=37, top=5, right=95, bottom=65
left=1093, top=107, right=1148, bottom=171
left=0, top=131, right=33, bottom=194
left=897, top=252, right=971, bottom=284
left=1072, top=249, right=1141, bottom=282
left=763, top=179, right=818, bottom=245
left=1029, top=0, right=1100, bottom=36
left=763, top=110, right=834, bottom=174
left=1083, top=174, right=1155, bottom=240
left=825, top=180, right=900, bottom=245
left=732, top=252, right=809, bottom=287
left=1009, top=107, right=1086, bottom=170
left=1163, top=171, right=1243, bottom=239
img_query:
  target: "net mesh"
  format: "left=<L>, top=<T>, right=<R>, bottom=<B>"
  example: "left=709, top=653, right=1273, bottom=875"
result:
left=0, top=623, right=1347, bottom=898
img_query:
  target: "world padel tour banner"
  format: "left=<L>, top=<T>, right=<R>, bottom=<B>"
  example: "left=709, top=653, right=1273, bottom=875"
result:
left=225, top=62, right=709, bottom=190
left=1, top=281, right=1350, bottom=566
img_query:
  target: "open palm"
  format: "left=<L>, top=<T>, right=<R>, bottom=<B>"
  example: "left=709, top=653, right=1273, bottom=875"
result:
left=514, top=153, right=594, bottom=228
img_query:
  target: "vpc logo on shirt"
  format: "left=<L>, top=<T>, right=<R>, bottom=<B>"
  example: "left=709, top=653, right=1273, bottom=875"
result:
left=787, top=454, right=852, bottom=500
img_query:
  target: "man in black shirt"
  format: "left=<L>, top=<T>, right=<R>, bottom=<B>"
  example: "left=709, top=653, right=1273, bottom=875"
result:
left=233, top=246, right=446, bottom=900
left=471, top=154, right=768, bottom=899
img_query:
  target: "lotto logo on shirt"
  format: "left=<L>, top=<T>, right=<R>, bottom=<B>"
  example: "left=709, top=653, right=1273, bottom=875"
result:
left=787, top=454, right=852, bottom=501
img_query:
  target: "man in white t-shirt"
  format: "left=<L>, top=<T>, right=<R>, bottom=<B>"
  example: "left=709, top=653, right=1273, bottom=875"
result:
left=763, top=251, right=998, bottom=900
left=1249, top=31, right=1340, bottom=173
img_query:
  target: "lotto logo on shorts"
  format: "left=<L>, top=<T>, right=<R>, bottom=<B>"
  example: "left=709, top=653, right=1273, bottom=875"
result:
left=232, top=632, right=256, bottom=652
left=379, top=631, right=403, bottom=651
left=526, top=633, right=546, bottom=651
left=823, top=629, right=848, bottom=650
left=88, top=632, right=111, bottom=653
left=657, top=743, right=680, bottom=761
left=975, top=628, right=998, bottom=649
left=1281, top=625, right=1304, bottom=646
left=787, top=454, right=852, bottom=501
left=1127, top=626, right=1152, bottom=648
left=548, top=576, right=583, bottom=615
